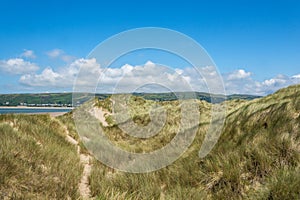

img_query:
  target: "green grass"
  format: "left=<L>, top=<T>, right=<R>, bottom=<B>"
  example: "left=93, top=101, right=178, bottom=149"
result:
left=0, top=114, right=82, bottom=199
left=248, top=167, right=300, bottom=200
left=0, top=84, right=299, bottom=199
left=88, top=84, right=300, bottom=199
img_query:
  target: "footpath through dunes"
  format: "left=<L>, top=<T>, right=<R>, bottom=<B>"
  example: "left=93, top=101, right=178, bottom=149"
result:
left=52, top=116, right=93, bottom=199
left=0, top=112, right=94, bottom=199
left=0, top=84, right=299, bottom=199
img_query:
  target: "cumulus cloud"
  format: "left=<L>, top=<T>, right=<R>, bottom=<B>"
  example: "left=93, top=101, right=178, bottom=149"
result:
left=224, top=73, right=300, bottom=95
left=46, top=49, right=75, bottom=62
left=20, top=68, right=62, bottom=87
left=257, top=74, right=300, bottom=94
left=20, top=58, right=100, bottom=88
left=17, top=58, right=300, bottom=96
left=292, top=74, right=300, bottom=79
left=20, top=59, right=196, bottom=93
left=262, top=75, right=287, bottom=87
left=20, top=49, right=36, bottom=59
left=227, top=69, right=251, bottom=80
left=103, top=61, right=195, bottom=93
left=0, top=58, right=39, bottom=75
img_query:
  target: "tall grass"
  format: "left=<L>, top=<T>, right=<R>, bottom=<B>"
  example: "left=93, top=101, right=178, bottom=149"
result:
left=0, top=114, right=82, bottom=199
left=1, top=84, right=299, bottom=199
left=88, top=84, right=300, bottom=199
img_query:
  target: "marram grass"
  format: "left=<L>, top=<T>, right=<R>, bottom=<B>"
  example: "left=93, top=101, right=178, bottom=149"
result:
left=0, top=114, right=82, bottom=199
left=0, top=84, right=299, bottom=199
left=89, top=84, right=300, bottom=199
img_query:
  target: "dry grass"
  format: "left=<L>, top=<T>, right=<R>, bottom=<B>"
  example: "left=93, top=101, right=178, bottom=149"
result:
left=0, top=114, right=82, bottom=199
left=1, top=84, right=299, bottom=199
left=88, top=84, right=300, bottom=199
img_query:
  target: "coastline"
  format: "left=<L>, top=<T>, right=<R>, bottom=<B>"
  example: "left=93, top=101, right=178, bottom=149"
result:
left=0, top=106, right=73, bottom=109
left=27, top=112, right=68, bottom=117
left=0, top=107, right=73, bottom=117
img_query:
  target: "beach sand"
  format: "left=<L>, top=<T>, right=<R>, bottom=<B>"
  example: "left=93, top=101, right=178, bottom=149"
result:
left=0, top=111, right=68, bottom=117
left=0, top=106, right=73, bottom=109
left=0, top=106, right=72, bottom=117
left=27, top=112, right=68, bottom=117
left=49, top=112, right=68, bottom=117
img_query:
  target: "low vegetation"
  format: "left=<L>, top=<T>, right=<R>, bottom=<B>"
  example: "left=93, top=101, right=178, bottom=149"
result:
left=0, top=84, right=299, bottom=199
left=0, top=114, right=82, bottom=199
left=88, top=84, right=299, bottom=199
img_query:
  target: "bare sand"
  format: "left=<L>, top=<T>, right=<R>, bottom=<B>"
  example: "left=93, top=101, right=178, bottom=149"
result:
left=0, top=106, right=73, bottom=109
left=0, top=112, right=69, bottom=117
left=0, top=106, right=72, bottom=117
left=49, top=112, right=68, bottom=117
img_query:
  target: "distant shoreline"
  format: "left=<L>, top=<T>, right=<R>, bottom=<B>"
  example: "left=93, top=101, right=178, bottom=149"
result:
left=0, top=106, right=73, bottom=117
left=0, top=106, right=73, bottom=109
left=28, top=112, right=69, bottom=117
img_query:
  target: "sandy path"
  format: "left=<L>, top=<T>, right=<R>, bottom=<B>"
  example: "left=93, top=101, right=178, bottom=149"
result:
left=89, top=106, right=110, bottom=127
left=49, top=112, right=68, bottom=117
left=79, top=154, right=92, bottom=199
left=64, top=126, right=92, bottom=199
left=52, top=117, right=92, bottom=199
left=0, top=106, right=73, bottom=109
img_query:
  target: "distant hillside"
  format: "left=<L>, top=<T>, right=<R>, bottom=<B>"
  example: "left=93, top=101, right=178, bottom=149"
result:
left=0, top=92, right=260, bottom=106
left=0, top=93, right=109, bottom=107
left=0, top=93, right=73, bottom=107
left=133, top=92, right=260, bottom=102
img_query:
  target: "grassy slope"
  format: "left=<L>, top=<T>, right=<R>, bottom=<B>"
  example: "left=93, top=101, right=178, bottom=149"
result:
left=89, top=84, right=299, bottom=199
left=199, top=84, right=300, bottom=199
left=0, top=114, right=82, bottom=199
left=0, top=84, right=298, bottom=199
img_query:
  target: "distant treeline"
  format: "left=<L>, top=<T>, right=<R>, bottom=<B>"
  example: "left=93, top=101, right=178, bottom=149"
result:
left=132, top=92, right=261, bottom=103
left=0, top=93, right=74, bottom=107
left=0, top=92, right=261, bottom=106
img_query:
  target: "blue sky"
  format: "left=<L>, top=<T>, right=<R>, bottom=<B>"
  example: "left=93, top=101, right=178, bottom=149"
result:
left=0, top=0, right=300, bottom=95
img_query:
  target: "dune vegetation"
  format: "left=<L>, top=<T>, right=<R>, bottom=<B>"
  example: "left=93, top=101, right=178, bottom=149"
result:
left=89, top=84, right=300, bottom=199
left=0, top=114, right=82, bottom=199
left=0, top=84, right=299, bottom=199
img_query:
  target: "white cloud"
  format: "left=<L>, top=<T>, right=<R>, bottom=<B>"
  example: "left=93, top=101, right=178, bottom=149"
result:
left=263, top=77, right=286, bottom=87
left=46, top=49, right=64, bottom=58
left=20, top=68, right=61, bottom=87
left=20, top=58, right=100, bottom=88
left=224, top=73, right=300, bottom=95
left=19, top=59, right=194, bottom=93
left=292, top=74, right=300, bottom=79
left=21, top=49, right=36, bottom=59
left=227, top=69, right=251, bottom=80
left=0, top=58, right=39, bottom=75
left=46, top=49, right=76, bottom=62
left=91, top=60, right=194, bottom=93
left=17, top=58, right=300, bottom=96
left=61, top=54, right=75, bottom=62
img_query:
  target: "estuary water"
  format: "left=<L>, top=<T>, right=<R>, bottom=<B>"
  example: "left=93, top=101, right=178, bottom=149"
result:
left=0, top=107, right=72, bottom=114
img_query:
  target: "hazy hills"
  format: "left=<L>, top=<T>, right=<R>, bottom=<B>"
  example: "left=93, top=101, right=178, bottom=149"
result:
left=0, top=84, right=299, bottom=199
left=0, top=92, right=260, bottom=106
